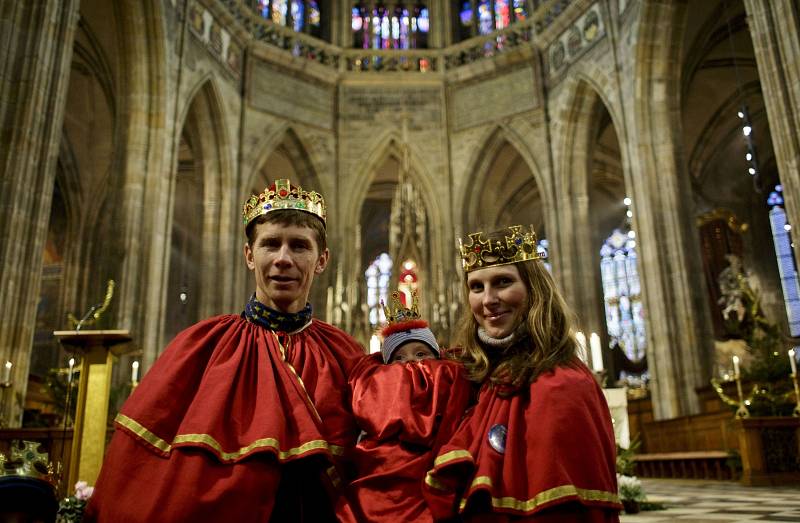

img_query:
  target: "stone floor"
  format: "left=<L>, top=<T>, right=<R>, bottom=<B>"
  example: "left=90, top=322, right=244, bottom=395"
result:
left=620, top=478, right=800, bottom=522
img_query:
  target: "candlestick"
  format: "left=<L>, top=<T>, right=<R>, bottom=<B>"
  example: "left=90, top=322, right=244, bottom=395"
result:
left=590, top=333, right=603, bottom=372
left=3, top=361, right=11, bottom=384
left=131, top=361, right=140, bottom=384
left=369, top=334, right=380, bottom=355
left=790, top=349, right=800, bottom=417
left=575, top=331, right=587, bottom=363
left=732, top=356, right=749, bottom=418
left=68, top=357, right=75, bottom=385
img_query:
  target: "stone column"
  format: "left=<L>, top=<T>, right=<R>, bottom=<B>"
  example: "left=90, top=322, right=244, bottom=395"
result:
left=624, top=0, right=715, bottom=419
left=744, top=0, right=800, bottom=264
left=0, top=0, right=80, bottom=426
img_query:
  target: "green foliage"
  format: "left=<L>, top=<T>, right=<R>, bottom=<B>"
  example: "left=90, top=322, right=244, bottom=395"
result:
left=616, top=436, right=641, bottom=476
left=56, top=496, right=86, bottom=523
left=718, top=256, right=795, bottom=416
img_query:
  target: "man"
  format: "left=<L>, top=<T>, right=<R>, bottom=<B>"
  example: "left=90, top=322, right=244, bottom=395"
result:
left=85, top=179, right=365, bottom=522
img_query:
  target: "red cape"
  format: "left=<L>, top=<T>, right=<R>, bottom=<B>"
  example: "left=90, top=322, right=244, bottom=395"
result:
left=338, top=355, right=472, bottom=522
left=85, top=315, right=364, bottom=522
left=424, top=362, right=622, bottom=521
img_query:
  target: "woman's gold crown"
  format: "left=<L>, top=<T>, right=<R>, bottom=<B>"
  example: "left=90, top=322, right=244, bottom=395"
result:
left=458, top=224, right=545, bottom=273
left=242, top=178, right=326, bottom=227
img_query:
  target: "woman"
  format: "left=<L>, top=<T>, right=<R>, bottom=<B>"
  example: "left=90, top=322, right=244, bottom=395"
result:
left=424, top=225, right=622, bottom=522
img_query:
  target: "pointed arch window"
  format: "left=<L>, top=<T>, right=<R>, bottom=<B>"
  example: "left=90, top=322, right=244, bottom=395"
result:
left=767, top=185, right=800, bottom=338
left=600, top=229, right=646, bottom=363
left=366, top=253, right=393, bottom=326
left=352, top=2, right=429, bottom=49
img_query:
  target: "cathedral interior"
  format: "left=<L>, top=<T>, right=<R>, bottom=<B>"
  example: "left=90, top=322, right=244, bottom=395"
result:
left=2, top=0, right=800, bottom=491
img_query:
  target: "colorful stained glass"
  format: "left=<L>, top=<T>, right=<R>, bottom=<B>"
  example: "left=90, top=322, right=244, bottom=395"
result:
left=291, top=0, right=304, bottom=32
left=366, top=253, right=394, bottom=326
left=352, top=2, right=427, bottom=49
left=601, top=228, right=647, bottom=362
left=478, top=0, right=493, bottom=34
left=272, top=0, right=287, bottom=26
left=308, top=0, right=320, bottom=26
left=495, top=0, right=509, bottom=29
left=259, top=0, right=270, bottom=18
left=512, top=0, right=526, bottom=21
left=767, top=185, right=800, bottom=338
left=460, top=0, right=473, bottom=25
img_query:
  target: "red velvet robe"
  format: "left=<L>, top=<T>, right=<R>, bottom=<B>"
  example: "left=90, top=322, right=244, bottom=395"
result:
left=84, top=315, right=364, bottom=523
left=424, top=362, right=622, bottom=522
left=338, top=355, right=472, bottom=523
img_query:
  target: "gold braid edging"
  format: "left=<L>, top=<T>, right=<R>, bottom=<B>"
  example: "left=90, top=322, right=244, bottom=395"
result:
left=460, top=476, right=622, bottom=513
left=115, top=413, right=344, bottom=462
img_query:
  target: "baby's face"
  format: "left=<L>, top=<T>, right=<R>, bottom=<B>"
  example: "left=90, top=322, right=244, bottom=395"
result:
left=389, top=341, right=437, bottom=363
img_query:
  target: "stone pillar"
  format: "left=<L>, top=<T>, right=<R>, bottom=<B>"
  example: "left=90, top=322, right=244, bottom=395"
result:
left=744, top=0, right=800, bottom=264
left=624, top=0, right=715, bottom=419
left=0, top=0, right=80, bottom=426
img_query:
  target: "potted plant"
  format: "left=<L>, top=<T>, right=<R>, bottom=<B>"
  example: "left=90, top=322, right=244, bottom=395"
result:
left=617, top=474, right=646, bottom=514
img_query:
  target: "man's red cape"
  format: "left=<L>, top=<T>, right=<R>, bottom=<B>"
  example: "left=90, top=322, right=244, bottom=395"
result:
left=337, top=355, right=472, bottom=523
left=84, top=315, right=363, bottom=522
left=424, top=362, right=623, bottom=522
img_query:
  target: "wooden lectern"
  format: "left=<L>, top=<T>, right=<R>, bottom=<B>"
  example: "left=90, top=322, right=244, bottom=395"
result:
left=53, top=330, right=133, bottom=488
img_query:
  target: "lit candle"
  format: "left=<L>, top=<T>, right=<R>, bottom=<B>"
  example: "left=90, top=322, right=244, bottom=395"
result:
left=132, top=361, right=140, bottom=384
left=575, top=331, right=587, bottom=363
left=590, top=332, right=604, bottom=372
left=733, top=355, right=740, bottom=378
left=790, top=349, right=798, bottom=376
left=68, top=358, right=75, bottom=385
left=369, top=334, right=380, bottom=355
left=3, top=361, right=11, bottom=383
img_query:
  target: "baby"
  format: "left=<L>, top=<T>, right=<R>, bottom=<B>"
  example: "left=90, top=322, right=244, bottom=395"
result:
left=338, top=291, right=472, bottom=523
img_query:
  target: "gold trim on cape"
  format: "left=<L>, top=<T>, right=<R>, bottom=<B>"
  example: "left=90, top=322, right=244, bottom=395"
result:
left=115, top=414, right=344, bottom=462
left=460, top=476, right=622, bottom=513
left=433, top=449, right=473, bottom=467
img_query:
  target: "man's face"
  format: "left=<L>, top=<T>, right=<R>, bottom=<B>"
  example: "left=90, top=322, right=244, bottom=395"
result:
left=389, top=341, right=437, bottom=363
left=244, top=221, right=329, bottom=313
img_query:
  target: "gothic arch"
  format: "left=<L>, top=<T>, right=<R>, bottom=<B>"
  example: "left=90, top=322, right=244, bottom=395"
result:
left=459, top=125, right=550, bottom=236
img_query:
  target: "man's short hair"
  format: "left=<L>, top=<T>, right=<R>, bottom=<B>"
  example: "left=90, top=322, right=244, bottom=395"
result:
left=245, top=210, right=327, bottom=253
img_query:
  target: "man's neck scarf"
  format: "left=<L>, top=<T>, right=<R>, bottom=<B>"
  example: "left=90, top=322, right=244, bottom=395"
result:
left=245, top=294, right=313, bottom=333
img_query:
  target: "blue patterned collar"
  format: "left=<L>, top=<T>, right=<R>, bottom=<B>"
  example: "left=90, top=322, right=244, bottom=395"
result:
left=244, top=294, right=312, bottom=333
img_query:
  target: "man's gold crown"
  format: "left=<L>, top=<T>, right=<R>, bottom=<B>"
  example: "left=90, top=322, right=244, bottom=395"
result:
left=242, top=178, right=326, bottom=227
left=382, top=290, right=421, bottom=324
left=0, top=440, right=58, bottom=486
left=458, top=224, right=545, bottom=272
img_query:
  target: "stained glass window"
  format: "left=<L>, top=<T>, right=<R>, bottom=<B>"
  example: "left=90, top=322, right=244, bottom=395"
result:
left=767, top=185, right=800, bottom=338
left=600, top=229, right=646, bottom=364
left=454, top=0, right=530, bottom=40
left=366, top=253, right=393, bottom=326
left=352, top=2, right=429, bottom=49
left=537, top=238, right=551, bottom=273
left=255, top=0, right=322, bottom=37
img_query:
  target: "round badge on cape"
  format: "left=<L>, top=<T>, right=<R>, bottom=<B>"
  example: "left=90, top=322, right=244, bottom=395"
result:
left=488, top=424, right=507, bottom=454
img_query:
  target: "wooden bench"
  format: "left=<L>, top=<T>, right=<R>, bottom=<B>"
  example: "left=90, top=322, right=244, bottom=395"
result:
left=633, top=451, right=738, bottom=480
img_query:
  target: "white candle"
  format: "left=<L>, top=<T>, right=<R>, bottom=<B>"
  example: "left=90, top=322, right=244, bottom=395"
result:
left=733, top=355, right=740, bottom=378
left=132, top=361, right=140, bottom=383
left=790, top=349, right=798, bottom=376
left=68, top=358, right=75, bottom=384
left=575, top=331, right=587, bottom=363
left=590, top=332, right=604, bottom=372
left=369, top=334, right=380, bottom=355
left=3, top=361, right=11, bottom=383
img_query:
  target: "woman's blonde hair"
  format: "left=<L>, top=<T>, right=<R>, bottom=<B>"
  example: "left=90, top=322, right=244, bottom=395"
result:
left=452, top=256, right=580, bottom=394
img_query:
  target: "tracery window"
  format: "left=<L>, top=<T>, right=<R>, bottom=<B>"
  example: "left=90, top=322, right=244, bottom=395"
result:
left=600, top=228, right=646, bottom=363
left=256, top=0, right=323, bottom=38
left=454, top=0, right=533, bottom=41
left=366, top=252, right=393, bottom=326
left=767, top=185, right=800, bottom=338
left=352, top=2, right=429, bottom=49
